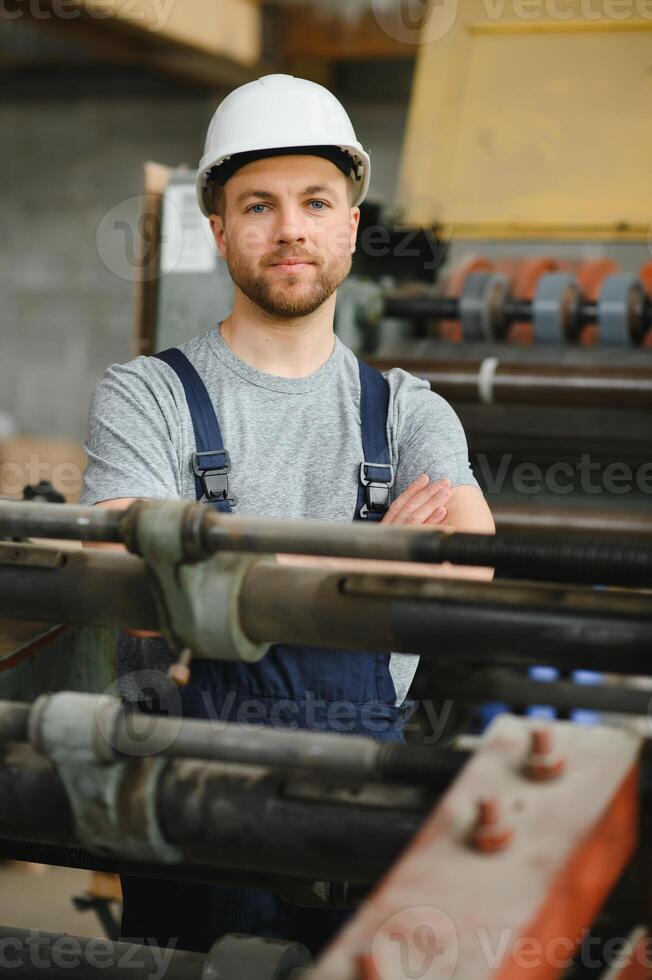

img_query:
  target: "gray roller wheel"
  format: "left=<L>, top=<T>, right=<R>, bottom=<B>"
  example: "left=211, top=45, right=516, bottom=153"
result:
left=598, top=273, right=645, bottom=347
left=533, top=273, right=580, bottom=346
left=459, top=272, right=509, bottom=341
left=203, top=934, right=312, bottom=980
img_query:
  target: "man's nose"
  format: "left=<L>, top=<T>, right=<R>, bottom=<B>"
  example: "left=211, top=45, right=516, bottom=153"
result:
left=273, top=203, right=308, bottom=243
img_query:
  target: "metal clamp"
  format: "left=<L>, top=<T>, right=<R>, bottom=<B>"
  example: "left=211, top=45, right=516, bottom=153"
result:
left=131, top=501, right=270, bottom=663
left=28, top=692, right=182, bottom=864
left=359, top=461, right=394, bottom=520
left=192, top=450, right=237, bottom=506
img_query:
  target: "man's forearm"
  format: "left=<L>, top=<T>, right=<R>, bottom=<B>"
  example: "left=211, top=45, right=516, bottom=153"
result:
left=275, top=523, right=495, bottom=583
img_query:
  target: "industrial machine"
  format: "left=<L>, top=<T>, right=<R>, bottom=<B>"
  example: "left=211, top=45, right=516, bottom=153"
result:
left=2, top=3, right=652, bottom=976
left=0, top=496, right=652, bottom=978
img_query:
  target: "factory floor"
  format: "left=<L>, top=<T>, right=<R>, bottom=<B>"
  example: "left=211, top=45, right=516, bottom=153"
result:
left=0, top=862, right=121, bottom=939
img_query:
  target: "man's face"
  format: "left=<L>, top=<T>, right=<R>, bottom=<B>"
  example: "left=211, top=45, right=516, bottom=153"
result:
left=208, top=154, right=360, bottom=319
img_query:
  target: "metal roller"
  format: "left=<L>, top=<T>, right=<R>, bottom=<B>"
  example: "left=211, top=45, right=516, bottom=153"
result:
left=532, top=273, right=580, bottom=346
left=598, top=273, right=646, bottom=347
left=203, top=935, right=312, bottom=979
left=459, top=271, right=509, bottom=341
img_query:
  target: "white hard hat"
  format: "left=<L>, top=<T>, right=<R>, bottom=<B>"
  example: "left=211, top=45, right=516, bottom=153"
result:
left=196, top=73, right=371, bottom=216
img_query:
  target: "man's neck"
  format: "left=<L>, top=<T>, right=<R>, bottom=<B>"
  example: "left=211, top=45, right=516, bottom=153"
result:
left=219, top=295, right=336, bottom=378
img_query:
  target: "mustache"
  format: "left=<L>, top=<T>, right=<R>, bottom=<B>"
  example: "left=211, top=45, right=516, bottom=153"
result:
left=266, top=254, right=317, bottom=265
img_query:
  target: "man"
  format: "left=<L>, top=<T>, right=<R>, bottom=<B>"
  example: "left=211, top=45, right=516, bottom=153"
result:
left=81, top=73, right=494, bottom=956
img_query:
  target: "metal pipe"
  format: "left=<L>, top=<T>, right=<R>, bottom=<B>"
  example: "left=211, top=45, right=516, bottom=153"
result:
left=111, top=711, right=467, bottom=785
left=0, top=837, right=367, bottom=906
left=0, top=747, right=430, bottom=885
left=492, top=504, right=652, bottom=540
left=4, top=501, right=652, bottom=587
left=241, top=564, right=652, bottom=674
left=421, top=668, right=652, bottom=715
left=368, top=355, right=652, bottom=410
left=0, top=544, right=651, bottom=669
left=158, top=758, right=429, bottom=884
left=0, top=698, right=469, bottom=786
left=0, top=543, right=159, bottom=630
left=0, top=500, right=123, bottom=542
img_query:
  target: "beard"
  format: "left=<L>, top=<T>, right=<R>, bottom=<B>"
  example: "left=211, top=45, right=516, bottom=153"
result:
left=225, top=250, right=352, bottom=318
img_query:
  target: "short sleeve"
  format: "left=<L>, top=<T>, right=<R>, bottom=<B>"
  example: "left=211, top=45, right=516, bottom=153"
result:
left=80, top=359, right=182, bottom=505
left=388, top=368, right=480, bottom=497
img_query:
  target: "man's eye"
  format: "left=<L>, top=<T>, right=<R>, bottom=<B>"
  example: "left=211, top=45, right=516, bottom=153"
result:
left=247, top=203, right=268, bottom=214
left=309, top=200, right=328, bottom=210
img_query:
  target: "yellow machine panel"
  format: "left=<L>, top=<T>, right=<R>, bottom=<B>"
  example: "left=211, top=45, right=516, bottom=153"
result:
left=395, top=0, right=652, bottom=239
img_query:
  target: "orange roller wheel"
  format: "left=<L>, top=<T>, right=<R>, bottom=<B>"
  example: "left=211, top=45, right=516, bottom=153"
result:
left=440, top=256, right=493, bottom=343
left=641, top=261, right=652, bottom=347
left=577, top=259, right=620, bottom=347
left=640, top=260, right=652, bottom=298
left=507, top=257, right=559, bottom=345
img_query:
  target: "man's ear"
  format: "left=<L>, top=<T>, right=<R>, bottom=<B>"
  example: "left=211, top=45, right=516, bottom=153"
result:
left=209, top=214, right=227, bottom=260
left=350, top=205, right=360, bottom=254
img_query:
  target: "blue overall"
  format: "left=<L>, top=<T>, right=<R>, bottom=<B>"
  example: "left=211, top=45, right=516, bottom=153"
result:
left=120, top=347, right=414, bottom=956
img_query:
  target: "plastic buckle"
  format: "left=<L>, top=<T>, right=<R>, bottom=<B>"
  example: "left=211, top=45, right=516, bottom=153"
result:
left=359, top=461, right=394, bottom=519
left=192, top=450, right=237, bottom=505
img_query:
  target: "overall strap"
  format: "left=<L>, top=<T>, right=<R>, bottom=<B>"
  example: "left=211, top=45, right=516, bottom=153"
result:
left=356, top=359, right=394, bottom=522
left=153, top=348, right=235, bottom=512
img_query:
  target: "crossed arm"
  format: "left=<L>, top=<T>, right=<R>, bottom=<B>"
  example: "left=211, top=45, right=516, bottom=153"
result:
left=276, top=475, right=496, bottom=582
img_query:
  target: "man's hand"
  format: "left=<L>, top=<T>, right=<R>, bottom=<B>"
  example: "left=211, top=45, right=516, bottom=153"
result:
left=276, top=475, right=453, bottom=572
left=381, top=474, right=452, bottom=527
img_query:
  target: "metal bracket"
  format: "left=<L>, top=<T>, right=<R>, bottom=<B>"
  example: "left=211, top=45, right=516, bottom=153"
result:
left=28, top=691, right=182, bottom=864
left=128, top=500, right=270, bottom=663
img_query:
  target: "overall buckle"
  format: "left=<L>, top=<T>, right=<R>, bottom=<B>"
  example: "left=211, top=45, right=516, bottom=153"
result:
left=359, top=461, right=394, bottom=519
left=192, top=450, right=237, bottom=506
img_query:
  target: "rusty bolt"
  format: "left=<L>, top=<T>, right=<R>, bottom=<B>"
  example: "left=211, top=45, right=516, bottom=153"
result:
left=526, top=727, right=565, bottom=781
left=167, top=647, right=193, bottom=687
left=469, top=797, right=513, bottom=853
left=356, top=952, right=381, bottom=980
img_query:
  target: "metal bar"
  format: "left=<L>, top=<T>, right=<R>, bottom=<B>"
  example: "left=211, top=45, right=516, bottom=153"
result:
left=368, top=356, right=652, bottom=409
left=111, top=711, right=468, bottom=785
left=492, top=505, right=652, bottom=540
left=4, top=501, right=652, bottom=587
left=158, top=758, right=430, bottom=885
left=0, top=698, right=469, bottom=786
left=0, top=545, right=651, bottom=669
left=242, top=564, right=652, bottom=673
left=0, top=837, right=367, bottom=907
left=0, top=500, right=123, bottom=542
left=0, top=544, right=159, bottom=631
left=0, top=746, right=431, bottom=885
left=425, top=668, right=652, bottom=715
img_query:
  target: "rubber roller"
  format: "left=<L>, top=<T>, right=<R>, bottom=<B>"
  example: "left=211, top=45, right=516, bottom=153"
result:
left=598, top=273, right=647, bottom=347
left=532, top=273, right=581, bottom=346
left=459, top=271, right=509, bottom=342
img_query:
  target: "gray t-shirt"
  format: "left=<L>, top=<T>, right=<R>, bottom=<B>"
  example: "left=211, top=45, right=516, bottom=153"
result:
left=80, top=323, right=480, bottom=705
